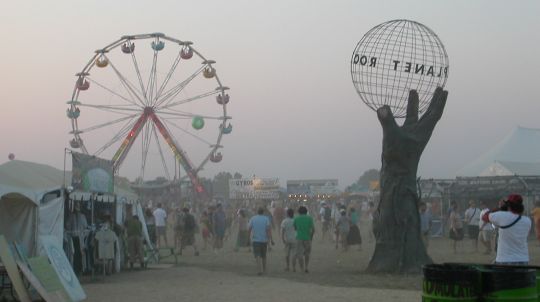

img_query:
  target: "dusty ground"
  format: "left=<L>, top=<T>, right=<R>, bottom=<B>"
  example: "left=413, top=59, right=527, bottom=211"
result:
left=82, top=221, right=540, bottom=302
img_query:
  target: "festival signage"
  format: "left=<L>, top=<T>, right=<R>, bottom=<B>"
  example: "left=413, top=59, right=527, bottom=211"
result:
left=229, top=178, right=280, bottom=199
left=20, top=257, right=70, bottom=302
left=72, top=151, right=114, bottom=194
left=287, top=179, right=339, bottom=197
left=40, top=236, right=86, bottom=302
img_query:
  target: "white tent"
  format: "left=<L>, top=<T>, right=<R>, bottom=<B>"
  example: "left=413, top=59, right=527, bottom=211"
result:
left=457, top=126, right=540, bottom=176
left=0, top=160, right=65, bottom=255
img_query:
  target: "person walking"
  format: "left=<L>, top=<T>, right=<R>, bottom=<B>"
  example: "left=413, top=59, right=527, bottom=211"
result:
left=153, top=203, right=168, bottom=248
left=347, top=207, right=362, bottom=250
left=530, top=201, right=540, bottom=246
left=464, top=200, right=481, bottom=252
left=199, top=210, right=212, bottom=250
left=248, top=208, right=273, bottom=275
left=482, top=194, right=532, bottom=265
left=125, top=214, right=145, bottom=269
left=479, top=201, right=494, bottom=254
left=179, top=207, right=200, bottom=256
left=419, top=202, right=432, bottom=249
left=449, top=203, right=464, bottom=253
left=336, top=210, right=350, bottom=251
left=235, top=209, right=250, bottom=252
left=281, top=208, right=296, bottom=272
left=293, top=206, right=315, bottom=273
left=213, top=204, right=227, bottom=253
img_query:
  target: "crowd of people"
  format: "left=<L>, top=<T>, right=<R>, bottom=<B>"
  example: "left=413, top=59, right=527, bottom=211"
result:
left=132, top=199, right=375, bottom=275
left=125, top=193, right=539, bottom=276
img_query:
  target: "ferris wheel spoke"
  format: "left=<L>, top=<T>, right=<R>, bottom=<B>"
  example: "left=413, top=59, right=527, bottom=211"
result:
left=146, top=51, right=159, bottom=106
left=160, top=110, right=227, bottom=120
left=162, top=118, right=214, bottom=146
left=74, top=114, right=138, bottom=134
left=155, top=65, right=205, bottom=108
left=93, top=116, right=139, bottom=156
left=140, top=121, right=153, bottom=180
left=130, top=48, right=149, bottom=104
left=104, top=54, right=147, bottom=107
left=151, top=122, right=171, bottom=180
left=159, top=89, right=220, bottom=110
left=154, top=51, right=182, bottom=103
left=86, top=77, right=141, bottom=108
left=78, top=103, right=141, bottom=116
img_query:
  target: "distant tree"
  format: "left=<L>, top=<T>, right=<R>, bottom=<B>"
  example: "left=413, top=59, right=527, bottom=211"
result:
left=357, top=169, right=380, bottom=187
left=346, top=169, right=380, bottom=192
left=212, top=172, right=238, bottom=199
left=233, top=172, right=243, bottom=179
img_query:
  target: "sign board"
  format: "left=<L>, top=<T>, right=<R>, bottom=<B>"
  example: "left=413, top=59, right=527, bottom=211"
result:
left=40, top=236, right=86, bottom=302
left=229, top=178, right=280, bottom=199
left=20, top=257, right=70, bottom=302
left=0, top=235, right=31, bottom=302
left=72, top=151, right=114, bottom=194
left=287, top=179, right=339, bottom=197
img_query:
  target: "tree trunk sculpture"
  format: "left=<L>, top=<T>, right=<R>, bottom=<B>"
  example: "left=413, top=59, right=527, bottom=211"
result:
left=367, top=87, right=448, bottom=274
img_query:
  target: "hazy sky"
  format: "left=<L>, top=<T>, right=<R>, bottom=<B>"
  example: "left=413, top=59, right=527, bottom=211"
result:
left=1, top=0, right=539, bottom=188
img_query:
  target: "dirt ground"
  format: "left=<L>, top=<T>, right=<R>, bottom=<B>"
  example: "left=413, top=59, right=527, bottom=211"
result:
left=82, top=221, right=540, bottom=302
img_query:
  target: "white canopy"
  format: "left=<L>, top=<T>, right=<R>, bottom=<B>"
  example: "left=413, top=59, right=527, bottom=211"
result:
left=0, top=160, right=66, bottom=255
left=457, top=126, right=540, bottom=176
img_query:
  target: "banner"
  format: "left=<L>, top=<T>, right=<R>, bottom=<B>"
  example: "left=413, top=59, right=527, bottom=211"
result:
left=72, top=152, right=114, bottom=194
left=287, top=179, right=339, bottom=197
left=229, top=178, right=280, bottom=199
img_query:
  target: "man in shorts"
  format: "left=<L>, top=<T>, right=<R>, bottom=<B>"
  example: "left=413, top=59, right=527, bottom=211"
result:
left=248, top=208, right=273, bottom=275
left=153, top=203, right=168, bottom=248
left=294, top=206, right=315, bottom=273
left=464, top=200, right=481, bottom=252
left=281, top=208, right=296, bottom=271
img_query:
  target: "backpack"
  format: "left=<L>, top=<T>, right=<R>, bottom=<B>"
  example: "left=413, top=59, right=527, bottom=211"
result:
left=184, top=214, right=196, bottom=231
left=323, top=207, right=332, bottom=221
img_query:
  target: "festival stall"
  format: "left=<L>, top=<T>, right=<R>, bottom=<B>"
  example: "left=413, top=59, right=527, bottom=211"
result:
left=0, top=160, right=65, bottom=256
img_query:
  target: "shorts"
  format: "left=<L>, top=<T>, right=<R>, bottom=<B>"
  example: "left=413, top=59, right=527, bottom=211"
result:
left=296, top=240, right=312, bottom=258
left=284, top=241, right=296, bottom=258
left=156, top=226, right=166, bottom=236
left=322, top=220, right=331, bottom=232
left=252, top=242, right=268, bottom=258
left=467, top=225, right=479, bottom=239
left=450, top=228, right=464, bottom=241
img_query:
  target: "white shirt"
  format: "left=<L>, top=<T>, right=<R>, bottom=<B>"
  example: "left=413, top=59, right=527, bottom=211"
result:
left=153, top=208, right=167, bottom=227
left=488, top=211, right=531, bottom=263
left=464, top=207, right=481, bottom=226
left=281, top=217, right=296, bottom=243
left=479, top=208, right=493, bottom=231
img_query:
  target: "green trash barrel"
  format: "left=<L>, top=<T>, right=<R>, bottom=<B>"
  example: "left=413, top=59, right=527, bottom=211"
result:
left=422, top=264, right=480, bottom=302
left=483, top=265, right=540, bottom=302
left=481, top=265, right=537, bottom=302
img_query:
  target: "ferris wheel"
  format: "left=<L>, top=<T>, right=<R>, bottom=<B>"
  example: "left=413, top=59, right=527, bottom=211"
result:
left=66, top=33, right=232, bottom=196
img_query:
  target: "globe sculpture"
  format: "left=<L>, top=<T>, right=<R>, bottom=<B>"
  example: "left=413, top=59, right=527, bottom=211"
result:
left=351, top=19, right=449, bottom=118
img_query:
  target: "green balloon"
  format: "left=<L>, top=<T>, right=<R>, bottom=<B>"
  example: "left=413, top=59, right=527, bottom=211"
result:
left=192, top=116, right=205, bottom=130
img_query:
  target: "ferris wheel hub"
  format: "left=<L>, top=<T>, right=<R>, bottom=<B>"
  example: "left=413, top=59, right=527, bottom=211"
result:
left=143, top=107, right=155, bottom=115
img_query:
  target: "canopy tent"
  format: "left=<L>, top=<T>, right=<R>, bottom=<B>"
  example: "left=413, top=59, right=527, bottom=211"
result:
left=0, top=159, right=141, bottom=257
left=457, top=126, right=540, bottom=177
left=0, top=160, right=65, bottom=255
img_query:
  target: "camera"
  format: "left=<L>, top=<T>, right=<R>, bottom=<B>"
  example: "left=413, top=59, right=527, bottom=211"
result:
left=499, top=201, right=510, bottom=211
